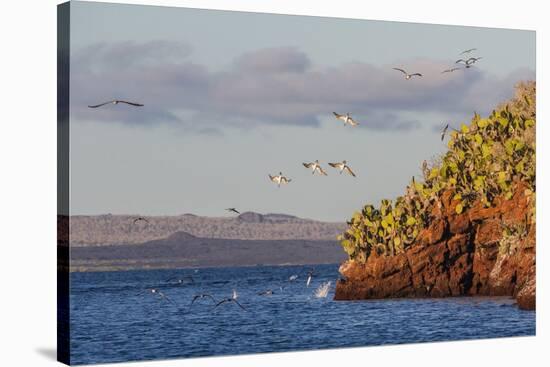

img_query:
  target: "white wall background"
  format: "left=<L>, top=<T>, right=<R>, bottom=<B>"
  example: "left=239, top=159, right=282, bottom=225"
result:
left=0, top=0, right=547, bottom=366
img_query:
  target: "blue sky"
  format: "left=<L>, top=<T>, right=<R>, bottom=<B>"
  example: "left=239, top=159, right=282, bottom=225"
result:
left=68, top=1, right=535, bottom=221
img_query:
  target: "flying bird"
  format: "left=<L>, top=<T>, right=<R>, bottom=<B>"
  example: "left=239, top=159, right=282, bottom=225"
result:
left=88, top=100, right=144, bottom=108
left=441, top=67, right=462, bottom=74
left=306, top=270, right=315, bottom=287
left=328, top=160, right=356, bottom=177
left=133, top=217, right=149, bottom=225
left=213, top=290, right=246, bottom=311
left=441, top=124, right=449, bottom=141
left=459, top=48, right=477, bottom=55
left=226, top=208, right=241, bottom=215
left=393, top=68, right=422, bottom=80
left=303, top=160, right=328, bottom=176
left=455, top=57, right=482, bottom=68
left=258, top=289, right=275, bottom=296
left=269, top=172, right=292, bottom=187
left=165, top=275, right=195, bottom=285
left=138, top=288, right=177, bottom=306
left=191, top=294, right=217, bottom=305
left=332, top=112, right=359, bottom=127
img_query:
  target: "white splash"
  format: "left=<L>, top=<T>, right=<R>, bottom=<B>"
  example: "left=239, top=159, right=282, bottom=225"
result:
left=314, top=281, right=332, bottom=298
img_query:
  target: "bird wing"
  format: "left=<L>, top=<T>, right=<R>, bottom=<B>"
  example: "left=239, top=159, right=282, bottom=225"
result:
left=87, top=101, right=112, bottom=108
left=268, top=175, right=276, bottom=182
left=303, top=162, right=313, bottom=168
left=344, top=166, right=356, bottom=177
left=411, top=73, right=422, bottom=77
left=328, top=163, right=339, bottom=168
left=233, top=209, right=240, bottom=214
left=318, top=166, right=328, bottom=176
left=332, top=112, right=343, bottom=120
left=455, top=59, right=467, bottom=64
left=118, top=100, right=144, bottom=107
left=232, top=299, right=247, bottom=311
left=158, top=292, right=177, bottom=306
left=214, top=299, right=229, bottom=309
left=349, top=118, right=359, bottom=126
left=393, top=68, right=407, bottom=75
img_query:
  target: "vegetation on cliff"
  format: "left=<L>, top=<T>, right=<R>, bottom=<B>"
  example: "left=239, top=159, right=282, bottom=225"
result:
left=339, top=82, right=536, bottom=262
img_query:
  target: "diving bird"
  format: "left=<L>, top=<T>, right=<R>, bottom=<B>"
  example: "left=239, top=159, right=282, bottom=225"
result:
left=306, top=270, right=315, bottom=287
left=269, top=172, right=292, bottom=187
left=459, top=48, right=477, bottom=55
left=133, top=217, right=149, bottom=225
left=332, top=112, right=359, bottom=127
left=226, top=208, right=240, bottom=215
left=441, top=67, right=462, bottom=74
left=441, top=123, right=449, bottom=141
left=393, top=68, right=422, bottom=80
left=213, top=290, right=247, bottom=311
left=88, top=100, right=144, bottom=108
left=328, top=160, right=356, bottom=177
left=303, top=160, right=328, bottom=176
left=191, top=294, right=217, bottom=305
left=455, top=57, right=482, bottom=68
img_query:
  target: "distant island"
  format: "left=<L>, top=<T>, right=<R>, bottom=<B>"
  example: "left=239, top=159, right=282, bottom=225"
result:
left=63, top=212, right=347, bottom=271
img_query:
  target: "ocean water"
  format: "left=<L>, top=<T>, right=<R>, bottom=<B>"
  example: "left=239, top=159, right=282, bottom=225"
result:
left=70, top=264, right=535, bottom=365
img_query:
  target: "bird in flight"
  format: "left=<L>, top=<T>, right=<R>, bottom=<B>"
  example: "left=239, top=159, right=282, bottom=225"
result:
left=441, top=124, right=449, bottom=141
left=138, top=288, right=177, bottom=306
left=88, top=100, right=144, bottom=108
left=393, top=68, right=422, bottom=80
left=190, top=294, right=217, bottom=305
left=303, top=160, right=328, bottom=176
left=133, top=217, right=149, bottom=225
left=306, top=270, right=315, bottom=287
left=213, top=290, right=247, bottom=311
left=459, top=48, right=477, bottom=55
left=332, top=112, right=359, bottom=127
left=455, top=57, right=482, bottom=68
left=269, top=172, right=292, bottom=187
left=226, top=208, right=240, bottom=215
left=441, top=67, right=462, bottom=74
left=328, top=160, right=356, bottom=177
left=258, top=289, right=275, bottom=296
left=165, top=275, right=195, bottom=285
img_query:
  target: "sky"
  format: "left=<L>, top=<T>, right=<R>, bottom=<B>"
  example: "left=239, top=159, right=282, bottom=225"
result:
left=67, top=1, right=536, bottom=221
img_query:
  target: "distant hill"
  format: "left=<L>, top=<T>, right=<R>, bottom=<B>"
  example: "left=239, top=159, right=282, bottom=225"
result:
left=68, top=212, right=345, bottom=246
left=71, top=231, right=346, bottom=272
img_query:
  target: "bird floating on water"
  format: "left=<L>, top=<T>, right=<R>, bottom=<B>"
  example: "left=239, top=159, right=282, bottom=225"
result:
left=288, top=274, right=299, bottom=282
left=213, top=290, right=247, bottom=311
left=303, top=160, right=328, bottom=176
left=393, top=68, right=422, bottom=80
left=332, top=112, right=359, bottom=127
left=328, top=160, right=356, bottom=177
left=455, top=57, right=482, bottom=68
left=88, top=100, right=144, bottom=108
left=226, top=208, right=240, bottom=215
left=269, top=172, right=292, bottom=187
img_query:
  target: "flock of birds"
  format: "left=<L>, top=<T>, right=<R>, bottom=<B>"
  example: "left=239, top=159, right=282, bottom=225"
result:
left=135, top=267, right=329, bottom=313
left=88, top=47, right=482, bottom=310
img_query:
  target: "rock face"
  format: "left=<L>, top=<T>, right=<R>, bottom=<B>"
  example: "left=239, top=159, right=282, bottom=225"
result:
left=334, top=183, right=536, bottom=310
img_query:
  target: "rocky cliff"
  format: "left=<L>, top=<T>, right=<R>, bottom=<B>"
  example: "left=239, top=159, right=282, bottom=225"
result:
left=334, top=82, right=536, bottom=310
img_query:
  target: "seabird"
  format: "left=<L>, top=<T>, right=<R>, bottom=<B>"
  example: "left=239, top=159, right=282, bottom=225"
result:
left=165, top=275, right=195, bottom=285
left=455, top=57, right=482, bottom=68
left=288, top=274, right=299, bottom=282
left=191, top=294, right=217, bottom=305
left=441, top=67, right=462, bottom=74
left=138, top=288, right=177, bottom=306
left=258, top=289, right=275, bottom=296
left=213, top=290, right=247, bottom=311
left=269, top=172, right=292, bottom=187
left=303, top=160, right=328, bottom=176
left=226, top=208, right=241, bottom=215
left=328, top=160, right=356, bottom=177
left=441, top=123, right=449, bottom=141
left=133, top=217, right=149, bottom=225
left=393, top=68, right=423, bottom=80
left=459, top=48, right=477, bottom=55
left=306, top=270, right=314, bottom=287
left=332, top=112, right=359, bottom=127
left=88, top=100, right=144, bottom=108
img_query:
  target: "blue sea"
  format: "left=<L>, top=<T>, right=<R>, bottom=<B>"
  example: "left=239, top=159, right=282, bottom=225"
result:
left=70, top=264, right=535, bottom=365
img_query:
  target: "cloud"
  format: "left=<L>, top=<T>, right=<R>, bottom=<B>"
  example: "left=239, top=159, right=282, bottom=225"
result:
left=70, top=42, right=535, bottom=133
